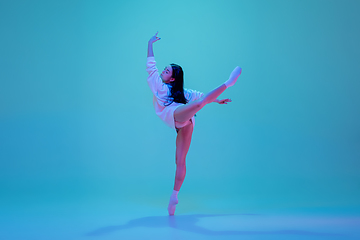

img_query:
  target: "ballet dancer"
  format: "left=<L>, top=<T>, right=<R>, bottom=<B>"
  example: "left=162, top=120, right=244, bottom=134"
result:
left=146, top=32, right=242, bottom=215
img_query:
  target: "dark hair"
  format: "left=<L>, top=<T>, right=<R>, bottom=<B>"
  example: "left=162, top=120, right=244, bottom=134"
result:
left=165, top=63, right=188, bottom=106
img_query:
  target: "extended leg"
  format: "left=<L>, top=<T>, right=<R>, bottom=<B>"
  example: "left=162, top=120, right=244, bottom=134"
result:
left=174, top=84, right=226, bottom=123
left=174, top=66, right=242, bottom=123
left=168, top=121, right=193, bottom=215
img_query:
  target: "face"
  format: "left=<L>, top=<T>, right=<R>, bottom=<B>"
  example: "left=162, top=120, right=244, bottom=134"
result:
left=160, top=65, right=175, bottom=83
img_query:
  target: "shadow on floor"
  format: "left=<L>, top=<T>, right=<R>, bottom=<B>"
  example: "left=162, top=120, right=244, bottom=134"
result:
left=85, top=213, right=343, bottom=237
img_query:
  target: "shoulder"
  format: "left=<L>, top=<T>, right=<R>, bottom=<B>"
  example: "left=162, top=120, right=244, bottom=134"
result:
left=184, top=88, right=200, bottom=95
left=184, top=88, right=194, bottom=98
left=184, top=88, right=203, bottom=101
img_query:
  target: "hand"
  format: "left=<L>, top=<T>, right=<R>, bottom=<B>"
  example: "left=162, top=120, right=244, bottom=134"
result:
left=216, top=98, right=232, bottom=104
left=149, top=31, right=161, bottom=44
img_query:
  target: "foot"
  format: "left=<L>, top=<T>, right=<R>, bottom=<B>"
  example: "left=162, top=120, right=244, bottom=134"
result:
left=167, top=195, right=178, bottom=215
left=225, top=66, right=242, bottom=88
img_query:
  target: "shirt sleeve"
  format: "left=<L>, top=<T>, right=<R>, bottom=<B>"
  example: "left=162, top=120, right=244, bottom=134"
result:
left=184, top=88, right=204, bottom=102
left=146, top=57, right=163, bottom=95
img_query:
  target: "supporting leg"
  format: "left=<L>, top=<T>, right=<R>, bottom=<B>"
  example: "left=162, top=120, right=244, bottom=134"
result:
left=174, top=121, right=193, bottom=191
left=168, top=121, right=193, bottom=215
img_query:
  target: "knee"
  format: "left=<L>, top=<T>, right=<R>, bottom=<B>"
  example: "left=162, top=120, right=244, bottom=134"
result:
left=176, top=157, right=186, bottom=167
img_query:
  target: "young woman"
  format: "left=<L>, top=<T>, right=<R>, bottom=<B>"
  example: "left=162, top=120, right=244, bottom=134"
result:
left=146, top=32, right=242, bottom=215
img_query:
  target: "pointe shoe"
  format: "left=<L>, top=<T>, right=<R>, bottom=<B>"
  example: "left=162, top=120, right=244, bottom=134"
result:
left=231, top=66, right=242, bottom=78
left=225, top=66, right=242, bottom=88
left=167, top=196, right=178, bottom=215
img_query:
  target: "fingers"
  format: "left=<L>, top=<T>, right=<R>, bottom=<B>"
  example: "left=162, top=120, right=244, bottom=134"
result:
left=149, top=32, right=161, bottom=43
left=218, top=99, right=232, bottom=104
left=154, top=31, right=161, bottom=41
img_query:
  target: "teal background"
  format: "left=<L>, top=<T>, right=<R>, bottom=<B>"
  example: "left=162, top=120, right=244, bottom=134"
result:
left=1, top=0, right=359, bottom=239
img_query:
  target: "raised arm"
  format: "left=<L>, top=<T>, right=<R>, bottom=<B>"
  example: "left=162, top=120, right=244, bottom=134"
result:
left=147, top=32, right=161, bottom=57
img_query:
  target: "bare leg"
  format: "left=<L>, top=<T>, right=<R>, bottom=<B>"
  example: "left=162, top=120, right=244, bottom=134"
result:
left=168, top=120, right=193, bottom=215
left=174, top=120, right=193, bottom=190
left=174, top=66, right=242, bottom=123
left=174, top=84, right=227, bottom=123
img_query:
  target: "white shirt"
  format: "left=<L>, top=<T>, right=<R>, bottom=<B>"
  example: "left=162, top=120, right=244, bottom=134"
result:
left=146, top=57, right=204, bottom=129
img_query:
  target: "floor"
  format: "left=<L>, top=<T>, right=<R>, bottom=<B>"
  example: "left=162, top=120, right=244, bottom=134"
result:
left=1, top=198, right=359, bottom=240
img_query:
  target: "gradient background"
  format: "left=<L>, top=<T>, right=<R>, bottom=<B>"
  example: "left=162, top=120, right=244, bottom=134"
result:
left=1, top=0, right=359, bottom=239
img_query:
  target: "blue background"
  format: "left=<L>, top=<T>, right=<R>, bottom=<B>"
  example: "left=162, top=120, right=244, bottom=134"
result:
left=1, top=0, right=359, bottom=239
